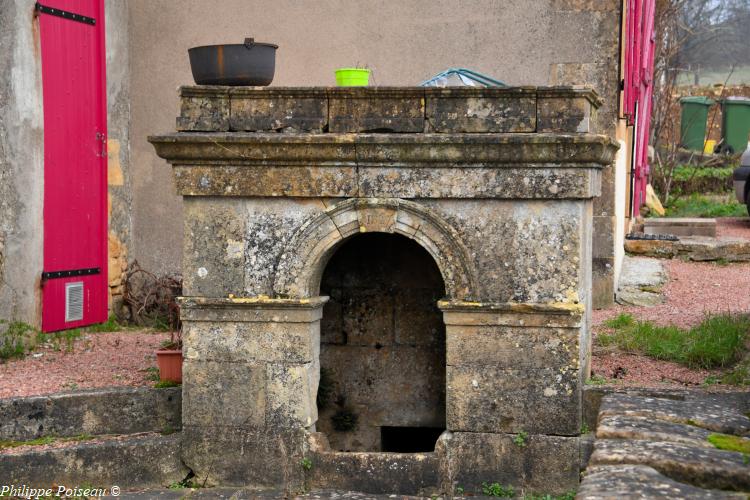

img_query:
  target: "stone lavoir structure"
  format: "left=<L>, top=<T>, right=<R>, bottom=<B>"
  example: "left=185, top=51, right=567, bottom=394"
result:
left=150, top=86, right=617, bottom=495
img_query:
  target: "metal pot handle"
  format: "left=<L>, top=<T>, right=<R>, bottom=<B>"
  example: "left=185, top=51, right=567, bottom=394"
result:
left=244, top=38, right=255, bottom=49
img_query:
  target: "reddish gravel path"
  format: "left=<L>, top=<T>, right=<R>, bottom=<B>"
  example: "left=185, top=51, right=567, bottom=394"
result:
left=594, top=259, right=750, bottom=329
left=0, top=331, right=170, bottom=399
left=592, top=231, right=750, bottom=388
left=716, top=217, right=750, bottom=239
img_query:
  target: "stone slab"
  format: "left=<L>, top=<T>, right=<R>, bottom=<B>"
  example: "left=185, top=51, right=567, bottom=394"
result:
left=644, top=217, right=717, bottom=238
left=589, top=439, right=750, bottom=491
left=229, top=88, right=327, bottom=132
left=0, top=387, right=181, bottom=441
left=599, top=393, right=750, bottom=435
left=443, top=431, right=580, bottom=496
left=424, top=88, right=537, bottom=133
left=578, top=465, right=746, bottom=499
left=615, top=256, right=666, bottom=306
left=597, top=415, right=713, bottom=447
left=328, top=88, right=425, bottom=133
left=625, top=236, right=750, bottom=262
left=0, top=434, right=187, bottom=489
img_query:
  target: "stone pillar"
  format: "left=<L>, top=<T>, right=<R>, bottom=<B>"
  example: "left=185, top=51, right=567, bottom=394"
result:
left=179, top=296, right=327, bottom=487
left=439, top=301, right=584, bottom=491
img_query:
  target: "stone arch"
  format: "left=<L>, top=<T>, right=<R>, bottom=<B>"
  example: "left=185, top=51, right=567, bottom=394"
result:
left=273, top=198, right=478, bottom=300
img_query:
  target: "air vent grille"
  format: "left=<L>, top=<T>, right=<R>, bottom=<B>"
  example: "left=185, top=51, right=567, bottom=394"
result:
left=65, top=282, right=84, bottom=322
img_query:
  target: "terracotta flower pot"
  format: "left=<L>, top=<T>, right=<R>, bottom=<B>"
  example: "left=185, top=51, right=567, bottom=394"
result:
left=156, top=349, right=183, bottom=383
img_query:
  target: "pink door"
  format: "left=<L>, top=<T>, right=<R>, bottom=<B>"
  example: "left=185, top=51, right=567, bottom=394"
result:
left=38, top=0, right=108, bottom=332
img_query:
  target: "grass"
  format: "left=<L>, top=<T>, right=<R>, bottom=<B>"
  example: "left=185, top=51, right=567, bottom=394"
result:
left=598, top=313, right=750, bottom=369
left=707, top=433, right=750, bottom=454
left=0, top=434, right=94, bottom=450
left=154, top=380, right=180, bottom=388
left=659, top=193, right=746, bottom=218
left=523, top=493, right=576, bottom=500
left=85, top=315, right=125, bottom=333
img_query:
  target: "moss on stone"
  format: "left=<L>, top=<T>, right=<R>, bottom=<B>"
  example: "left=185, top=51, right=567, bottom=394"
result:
left=707, top=433, right=750, bottom=454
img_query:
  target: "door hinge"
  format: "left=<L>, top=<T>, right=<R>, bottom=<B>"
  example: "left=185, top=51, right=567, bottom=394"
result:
left=35, top=3, right=96, bottom=25
left=96, top=132, right=107, bottom=158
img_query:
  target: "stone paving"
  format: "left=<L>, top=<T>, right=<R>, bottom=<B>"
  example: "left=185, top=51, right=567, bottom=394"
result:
left=578, top=393, right=750, bottom=499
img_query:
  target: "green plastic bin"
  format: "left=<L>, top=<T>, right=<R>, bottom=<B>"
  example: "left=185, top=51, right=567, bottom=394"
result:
left=679, top=96, right=714, bottom=151
left=719, top=97, right=750, bottom=154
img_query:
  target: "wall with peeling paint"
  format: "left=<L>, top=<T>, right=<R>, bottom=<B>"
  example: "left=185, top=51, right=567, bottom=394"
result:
left=104, top=0, right=131, bottom=314
left=0, top=0, right=45, bottom=327
left=127, top=0, right=622, bottom=306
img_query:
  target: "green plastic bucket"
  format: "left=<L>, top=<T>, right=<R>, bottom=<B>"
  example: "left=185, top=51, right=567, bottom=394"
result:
left=335, top=68, right=371, bottom=87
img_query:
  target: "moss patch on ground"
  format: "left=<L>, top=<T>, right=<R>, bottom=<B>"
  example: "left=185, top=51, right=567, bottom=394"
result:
left=707, top=433, right=750, bottom=454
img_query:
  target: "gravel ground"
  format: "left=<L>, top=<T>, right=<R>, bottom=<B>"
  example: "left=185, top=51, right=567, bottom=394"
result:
left=0, top=330, right=170, bottom=399
left=715, top=217, right=750, bottom=239
left=592, top=243, right=750, bottom=388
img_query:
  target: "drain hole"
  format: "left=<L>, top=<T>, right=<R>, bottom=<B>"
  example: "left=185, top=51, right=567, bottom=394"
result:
left=380, top=426, right=444, bottom=452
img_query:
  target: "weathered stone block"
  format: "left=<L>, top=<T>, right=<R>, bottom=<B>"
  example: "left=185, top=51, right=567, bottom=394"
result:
left=182, top=198, right=246, bottom=297
left=578, top=465, right=746, bottom=500
left=328, top=88, right=425, bottom=133
left=446, top=365, right=580, bottom=435
left=266, top=361, right=319, bottom=429
left=537, top=88, right=599, bottom=133
left=229, top=88, right=327, bottom=132
left=176, top=86, right=229, bottom=131
left=445, top=325, right=579, bottom=369
left=182, top=360, right=265, bottom=427
left=183, top=320, right=320, bottom=363
left=442, top=431, right=580, bottom=495
left=306, top=433, right=440, bottom=495
left=424, top=88, right=536, bottom=133
left=182, top=425, right=305, bottom=487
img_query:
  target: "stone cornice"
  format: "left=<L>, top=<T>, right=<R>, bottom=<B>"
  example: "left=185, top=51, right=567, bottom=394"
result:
left=150, top=132, right=618, bottom=166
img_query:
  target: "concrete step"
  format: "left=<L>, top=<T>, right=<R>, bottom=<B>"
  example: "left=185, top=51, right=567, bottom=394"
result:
left=0, top=432, right=187, bottom=490
left=643, top=217, right=717, bottom=238
left=0, top=386, right=181, bottom=441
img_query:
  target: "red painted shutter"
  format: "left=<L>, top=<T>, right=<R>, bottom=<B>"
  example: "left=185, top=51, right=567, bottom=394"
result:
left=38, top=0, right=108, bottom=331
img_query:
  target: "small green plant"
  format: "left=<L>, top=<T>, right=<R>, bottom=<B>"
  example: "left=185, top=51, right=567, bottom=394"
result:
left=154, top=380, right=180, bottom=388
left=143, top=366, right=160, bottom=382
left=721, top=359, right=750, bottom=386
left=162, top=424, right=175, bottom=435
left=455, top=485, right=465, bottom=495
left=513, top=430, right=528, bottom=448
left=331, top=408, right=358, bottom=432
left=580, top=422, right=590, bottom=434
left=300, top=457, right=313, bottom=471
left=523, top=492, right=576, bottom=500
left=86, top=315, right=123, bottom=333
left=0, top=320, right=39, bottom=360
left=707, top=433, right=750, bottom=454
left=481, top=482, right=514, bottom=497
left=585, top=374, right=608, bottom=386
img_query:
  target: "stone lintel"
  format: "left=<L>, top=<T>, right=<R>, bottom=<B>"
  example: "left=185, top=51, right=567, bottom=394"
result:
left=179, top=296, right=328, bottom=323
left=438, top=299, right=583, bottom=328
